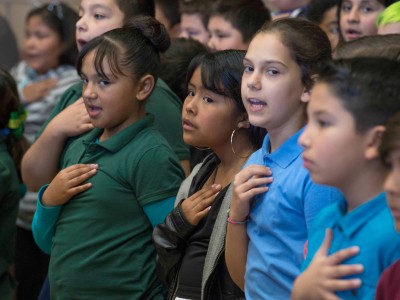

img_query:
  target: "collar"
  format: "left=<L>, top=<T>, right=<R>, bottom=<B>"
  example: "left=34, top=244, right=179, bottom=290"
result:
left=261, top=127, right=304, bottom=168
left=82, top=114, right=155, bottom=153
left=333, top=192, right=387, bottom=238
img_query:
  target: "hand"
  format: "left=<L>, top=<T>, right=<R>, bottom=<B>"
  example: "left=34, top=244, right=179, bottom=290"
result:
left=23, top=78, right=58, bottom=103
left=181, top=184, right=222, bottom=226
left=229, top=164, right=272, bottom=222
left=42, top=164, right=98, bottom=207
left=291, top=229, right=363, bottom=300
left=48, top=97, right=94, bottom=138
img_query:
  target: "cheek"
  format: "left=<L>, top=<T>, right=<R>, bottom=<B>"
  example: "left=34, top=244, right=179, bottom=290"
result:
left=361, top=15, right=380, bottom=34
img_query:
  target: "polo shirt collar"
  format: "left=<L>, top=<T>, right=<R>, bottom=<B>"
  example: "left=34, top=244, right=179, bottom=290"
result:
left=335, top=192, right=387, bottom=238
left=82, top=114, right=155, bottom=153
left=262, top=127, right=304, bottom=168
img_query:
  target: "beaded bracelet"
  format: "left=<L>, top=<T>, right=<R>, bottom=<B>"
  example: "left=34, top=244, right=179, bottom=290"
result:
left=226, top=209, right=248, bottom=225
left=227, top=216, right=248, bottom=225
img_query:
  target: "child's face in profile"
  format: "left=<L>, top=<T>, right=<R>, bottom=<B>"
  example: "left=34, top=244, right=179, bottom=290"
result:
left=384, top=149, right=400, bottom=232
left=80, top=51, right=142, bottom=140
left=76, top=0, right=125, bottom=51
left=319, top=5, right=339, bottom=50
left=340, top=0, right=385, bottom=42
left=299, top=82, right=369, bottom=189
left=24, top=15, right=63, bottom=74
left=179, top=13, right=210, bottom=45
left=207, top=15, right=248, bottom=51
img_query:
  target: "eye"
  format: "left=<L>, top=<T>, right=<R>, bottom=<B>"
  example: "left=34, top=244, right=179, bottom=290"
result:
left=267, top=69, right=279, bottom=76
left=186, top=90, right=195, bottom=97
left=317, top=119, right=330, bottom=128
left=94, top=13, right=105, bottom=20
left=99, top=79, right=110, bottom=86
left=203, top=96, right=214, bottom=103
left=341, top=2, right=352, bottom=12
left=81, top=77, right=88, bottom=85
left=361, top=5, right=374, bottom=13
left=243, top=65, right=254, bottom=73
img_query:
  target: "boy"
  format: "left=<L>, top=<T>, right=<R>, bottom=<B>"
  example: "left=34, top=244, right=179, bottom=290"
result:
left=292, top=57, right=400, bottom=299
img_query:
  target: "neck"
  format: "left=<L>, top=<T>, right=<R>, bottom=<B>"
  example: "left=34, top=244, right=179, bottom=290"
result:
left=341, top=161, right=387, bottom=212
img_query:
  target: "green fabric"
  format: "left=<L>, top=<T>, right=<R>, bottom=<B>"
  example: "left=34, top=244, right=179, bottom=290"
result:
left=38, top=79, right=189, bottom=160
left=0, top=140, right=19, bottom=296
left=49, top=114, right=184, bottom=299
left=143, top=196, right=175, bottom=227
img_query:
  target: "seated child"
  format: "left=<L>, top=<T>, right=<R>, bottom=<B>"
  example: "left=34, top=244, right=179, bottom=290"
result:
left=292, top=57, right=400, bottom=300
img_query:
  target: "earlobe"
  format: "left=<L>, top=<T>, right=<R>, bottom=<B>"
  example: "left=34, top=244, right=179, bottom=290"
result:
left=237, top=113, right=250, bottom=129
left=365, top=126, right=386, bottom=160
left=136, top=75, right=155, bottom=101
left=301, top=74, right=319, bottom=104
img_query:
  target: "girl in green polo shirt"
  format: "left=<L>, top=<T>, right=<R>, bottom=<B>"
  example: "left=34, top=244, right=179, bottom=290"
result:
left=33, top=16, right=184, bottom=299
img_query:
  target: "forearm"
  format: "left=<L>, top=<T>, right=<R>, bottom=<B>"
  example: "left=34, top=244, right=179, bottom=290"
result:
left=225, top=222, right=248, bottom=291
left=21, top=124, right=66, bottom=191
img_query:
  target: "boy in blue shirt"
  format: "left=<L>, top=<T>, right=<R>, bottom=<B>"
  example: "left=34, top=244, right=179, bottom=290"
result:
left=292, top=57, right=400, bottom=300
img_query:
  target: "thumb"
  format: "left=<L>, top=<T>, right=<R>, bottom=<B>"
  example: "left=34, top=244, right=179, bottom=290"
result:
left=315, top=228, right=333, bottom=257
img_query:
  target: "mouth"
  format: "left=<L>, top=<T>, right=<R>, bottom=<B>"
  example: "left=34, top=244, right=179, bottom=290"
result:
left=182, top=118, right=196, bottom=131
left=247, top=98, right=267, bottom=112
left=301, top=154, right=313, bottom=170
left=77, top=39, right=87, bottom=49
left=344, top=29, right=362, bottom=40
left=86, top=104, right=102, bottom=118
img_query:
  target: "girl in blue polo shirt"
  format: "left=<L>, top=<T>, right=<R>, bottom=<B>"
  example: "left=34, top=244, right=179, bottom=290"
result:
left=225, top=18, right=344, bottom=299
left=32, top=16, right=184, bottom=299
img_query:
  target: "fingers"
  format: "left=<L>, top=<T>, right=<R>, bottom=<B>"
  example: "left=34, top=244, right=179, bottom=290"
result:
left=325, top=264, right=364, bottom=282
left=327, top=245, right=360, bottom=265
left=316, top=228, right=333, bottom=256
left=325, top=278, right=362, bottom=292
left=190, top=184, right=221, bottom=209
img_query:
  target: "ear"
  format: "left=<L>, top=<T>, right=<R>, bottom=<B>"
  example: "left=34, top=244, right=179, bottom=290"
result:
left=136, top=75, right=155, bottom=102
left=237, top=112, right=250, bottom=129
left=300, top=74, right=319, bottom=104
left=365, top=125, right=386, bottom=160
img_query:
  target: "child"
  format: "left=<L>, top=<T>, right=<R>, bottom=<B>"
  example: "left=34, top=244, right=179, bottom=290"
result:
left=376, top=112, right=400, bottom=300
left=207, top=0, right=271, bottom=51
left=10, top=4, right=80, bottom=298
left=292, top=57, right=400, bottom=300
left=306, top=0, right=340, bottom=50
left=377, top=1, right=400, bottom=34
left=0, top=68, right=29, bottom=300
left=33, top=16, right=184, bottom=299
left=153, top=50, right=266, bottom=300
left=265, top=0, right=309, bottom=18
left=178, top=0, right=212, bottom=45
left=338, top=0, right=397, bottom=43
left=155, top=0, right=181, bottom=38
left=22, top=0, right=190, bottom=194
left=225, top=18, right=344, bottom=299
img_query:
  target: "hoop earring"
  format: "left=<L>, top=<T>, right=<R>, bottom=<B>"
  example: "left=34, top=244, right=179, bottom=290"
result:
left=194, top=146, right=211, bottom=150
left=231, top=128, right=250, bottom=158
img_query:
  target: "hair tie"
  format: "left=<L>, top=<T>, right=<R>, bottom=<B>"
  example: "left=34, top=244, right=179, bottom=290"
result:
left=7, top=106, right=27, bottom=140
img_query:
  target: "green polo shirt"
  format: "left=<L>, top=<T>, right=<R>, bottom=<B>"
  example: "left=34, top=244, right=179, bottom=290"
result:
left=49, top=114, right=184, bottom=299
left=0, top=139, right=19, bottom=297
left=40, top=79, right=189, bottom=161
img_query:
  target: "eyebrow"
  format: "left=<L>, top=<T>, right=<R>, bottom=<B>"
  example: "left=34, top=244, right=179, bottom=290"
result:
left=243, top=58, right=287, bottom=68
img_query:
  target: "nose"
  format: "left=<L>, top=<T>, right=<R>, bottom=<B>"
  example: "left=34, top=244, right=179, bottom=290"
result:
left=207, top=35, right=216, bottom=50
left=246, top=71, right=261, bottom=90
left=82, top=82, right=97, bottom=101
left=346, top=7, right=359, bottom=23
left=298, top=125, right=311, bottom=148
left=76, top=15, right=87, bottom=32
left=184, top=95, right=197, bottom=115
left=179, top=30, right=189, bottom=39
left=384, top=170, right=400, bottom=196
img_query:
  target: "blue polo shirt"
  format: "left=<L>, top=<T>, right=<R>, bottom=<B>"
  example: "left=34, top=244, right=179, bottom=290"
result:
left=244, top=128, right=344, bottom=299
left=303, top=192, right=400, bottom=299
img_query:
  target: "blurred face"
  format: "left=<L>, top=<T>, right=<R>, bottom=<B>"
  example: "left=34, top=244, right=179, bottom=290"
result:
left=179, top=13, right=210, bottom=45
left=24, top=15, right=63, bottom=74
left=76, top=0, right=125, bottom=51
left=208, top=15, right=248, bottom=51
left=384, top=149, right=400, bottom=232
left=182, top=66, right=242, bottom=150
left=241, top=32, right=307, bottom=136
left=81, top=51, right=142, bottom=140
left=340, top=0, right=385, bottom=41
left=299, top=82, right=368, bottom=190
left=155, top=4, right=181, bottom=37
left=320, top=6, right=339, bottom=50
left=265, top=0, right=309, bottom=11
left=378, top=22, right=400, bottom=35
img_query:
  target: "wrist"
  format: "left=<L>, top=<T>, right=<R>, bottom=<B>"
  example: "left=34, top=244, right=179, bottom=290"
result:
left=227, top=209, right=248, bottom=225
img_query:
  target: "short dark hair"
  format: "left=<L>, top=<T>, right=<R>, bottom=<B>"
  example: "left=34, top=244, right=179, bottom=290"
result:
left=211, top=0, right=271, bottom=43
left=179, top=0, right=213, bottom=28
left=155, top=0, right=180, bottom=28
left=27, top=2, right=79, bottom=66
left=115, top=0, right=155, bottom=22
left=259, top=18, right=332, bottom=92
left=318, top=58, right=400, bottom=133
left=379, top=112, right=400, bottom=166
left=77, top=16, right=170, bottom=86
left=306, top=0, right=340, bottom=24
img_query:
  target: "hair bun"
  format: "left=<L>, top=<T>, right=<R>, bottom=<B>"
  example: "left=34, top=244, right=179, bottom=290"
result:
left=124, top=15, right=170, bottom=53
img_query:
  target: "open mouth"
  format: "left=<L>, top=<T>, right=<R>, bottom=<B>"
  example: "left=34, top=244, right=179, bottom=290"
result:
left=86, top=104, right=102, bottom=118
left=345, top=29, right=362, bottom=40
left=247, top=98, right=267, bottom=111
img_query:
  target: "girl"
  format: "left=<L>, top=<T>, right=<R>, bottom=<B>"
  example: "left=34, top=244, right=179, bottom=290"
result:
left=10, top=4, right=80, bottom=299
left=376, top=112, right=400, bottom=300
left=0, top=68, right=29, bottom=300
left=33, top=16, right=184, bottom=299
left=338, top=0, right=397, bottom=43
left=225, top=18, right=344, bottom=299
left=153, top=50, right=266, bottom=300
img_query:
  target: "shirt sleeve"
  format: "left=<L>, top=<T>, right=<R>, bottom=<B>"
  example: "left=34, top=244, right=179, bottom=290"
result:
left=32, top=184, right=62, bottom=254
left=143, top=196, right=175, bottom=228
